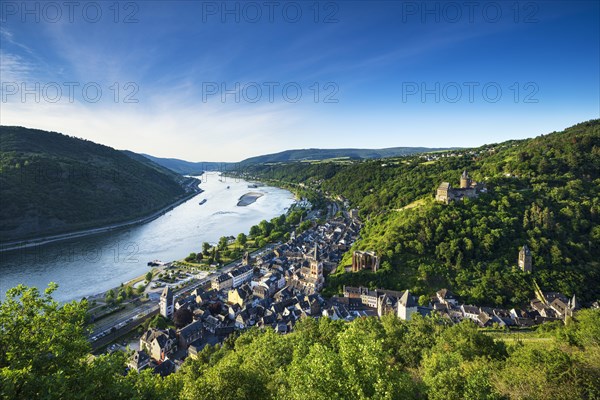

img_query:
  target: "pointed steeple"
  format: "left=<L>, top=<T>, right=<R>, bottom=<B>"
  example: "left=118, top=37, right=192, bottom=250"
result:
left=314, top=244, right=320, bottom=261
left=569, top=294, right=580, bottom=310
left=399, top=290, right=417, bottom=307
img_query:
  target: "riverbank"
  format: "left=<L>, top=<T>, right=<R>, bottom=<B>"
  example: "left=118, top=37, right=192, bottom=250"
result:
left=0, top=177, right=295, bottom=303
left=0, top=183, right=203, bottom=253
left=237, top=192, right=264, bottom=206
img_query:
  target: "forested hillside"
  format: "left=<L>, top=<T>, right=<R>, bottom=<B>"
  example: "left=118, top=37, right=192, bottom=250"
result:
left=1, top=285, right=599, bottom=400
left=0, top=126, right=189, bottom=242
left=140, top=154, right=226, bottom=175
left=142, top=147, right=456, bottom=176
left=237, top=146, right=456, bottom=165
left=241, top=120, right=600, bottom=307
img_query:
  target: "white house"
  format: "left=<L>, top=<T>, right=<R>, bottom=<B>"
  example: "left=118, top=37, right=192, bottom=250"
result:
left=229, top=265, right=253, bottom=288
left=397, top=290, right=418, bottom=321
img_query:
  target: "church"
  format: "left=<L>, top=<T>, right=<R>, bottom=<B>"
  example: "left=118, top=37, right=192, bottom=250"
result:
left=290, top=245, right=325, bottom=294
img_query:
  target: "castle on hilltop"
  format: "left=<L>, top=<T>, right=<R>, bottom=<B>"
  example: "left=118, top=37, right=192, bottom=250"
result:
left=435, top=171, right=486, bottom=204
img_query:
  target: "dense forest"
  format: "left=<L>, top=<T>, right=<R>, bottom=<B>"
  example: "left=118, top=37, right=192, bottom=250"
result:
left=0, top=126, right=189, bottom=242
left=1, top=285, right=599, bottom=399
left=235, top=146, right=455, bottom=166
left=239, top=120, right=600, bottom=307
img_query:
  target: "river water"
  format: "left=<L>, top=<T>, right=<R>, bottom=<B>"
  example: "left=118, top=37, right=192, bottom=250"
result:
left=0, top=174, right=295, bottom=302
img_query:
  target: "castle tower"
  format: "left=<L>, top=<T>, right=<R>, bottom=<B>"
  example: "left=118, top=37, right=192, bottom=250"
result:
left=460, top=170, right=471, bottom=189
left=159, top=286, right=174, bottom=319
left=435, top=182, right=452, bottom=203
left=518, top=245, right=532, bottom=273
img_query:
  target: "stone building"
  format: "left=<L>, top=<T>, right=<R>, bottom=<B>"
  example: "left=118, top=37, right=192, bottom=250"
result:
left=518, top=245, right=532, bottom=272
left=159, top=286, right=174, bottom=319
left=177, top=319, right=203, bottom=349
left=212, top=273, right=233, bottom=291
left=242, top=251, right=251, bottom=266
left=351, top=251, right=380, bottom=272
left=291, top=245, right=325, bottom=294
left=128, top=350, right=150, bottom=372
left=305, top=245, right=325, bottom=292
left=140, top=328, right=177, bottom=362
left=435, top=171, right=486, bottom=204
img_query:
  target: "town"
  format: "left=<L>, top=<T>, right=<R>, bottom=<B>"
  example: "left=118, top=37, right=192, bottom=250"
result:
left=121, top=180, right=590, bottom=377
left=126, top=210, right=361, bottom=374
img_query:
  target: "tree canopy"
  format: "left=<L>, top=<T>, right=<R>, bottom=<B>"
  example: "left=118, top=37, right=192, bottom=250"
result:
left=2, top=285, right=599, bottom=399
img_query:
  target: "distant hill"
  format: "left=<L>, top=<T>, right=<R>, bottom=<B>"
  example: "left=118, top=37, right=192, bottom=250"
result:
left=140, top=154, right=230, bottom=175
left=121, top=151, right=193, bottom=180
left=0, top=126, right=192, bottom=243
left=237, top=147, right=456, bottom=165
left=143, top=146, right=454, bottom=175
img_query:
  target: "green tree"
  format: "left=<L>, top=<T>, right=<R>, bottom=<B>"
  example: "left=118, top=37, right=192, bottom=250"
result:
left=422, top=351, right=466, bottom=400
left=575, top=308, right=600, bottom=347
left=338, top=317, right=419, bottom=398
left=185, top=252, right=197, bottom=262
left=236, top=233, right=247, bottom=247
left=258, top=220, right=272, bottom=236
left=105, top=289, right=115, bottom=305
left=0, top=284, right=132, bottom=399
left=218, top=236, right=229, bottom=251
left=125, top=286, right=134, bottom=298
left=287, top=343, right=349, bottom=400
left=249, top=225, right=261, bottom=238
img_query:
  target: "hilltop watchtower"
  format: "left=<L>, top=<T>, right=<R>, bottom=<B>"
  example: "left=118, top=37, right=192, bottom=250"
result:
left=460, top=170, right=472, bottom=189
left=518, top=245, right=532, bottom=273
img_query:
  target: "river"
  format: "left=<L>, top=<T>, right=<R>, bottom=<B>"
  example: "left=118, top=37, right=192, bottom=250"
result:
left=0, top=174, right=295, bottom=302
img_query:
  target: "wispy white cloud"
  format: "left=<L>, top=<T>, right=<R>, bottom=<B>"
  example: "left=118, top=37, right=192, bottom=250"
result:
left=1, top=87, right=307, bottom=161
left=0, top=51, right=34, bottom=82
left=0, top=27, right=34, bottom=55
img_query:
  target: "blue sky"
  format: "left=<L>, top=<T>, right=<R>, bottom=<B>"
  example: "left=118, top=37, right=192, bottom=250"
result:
left=1, top=0, right=598, bottom=161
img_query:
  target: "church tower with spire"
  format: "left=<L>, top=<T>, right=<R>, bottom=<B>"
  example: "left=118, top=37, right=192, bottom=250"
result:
left=310, top=244, right=323, bottom=280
